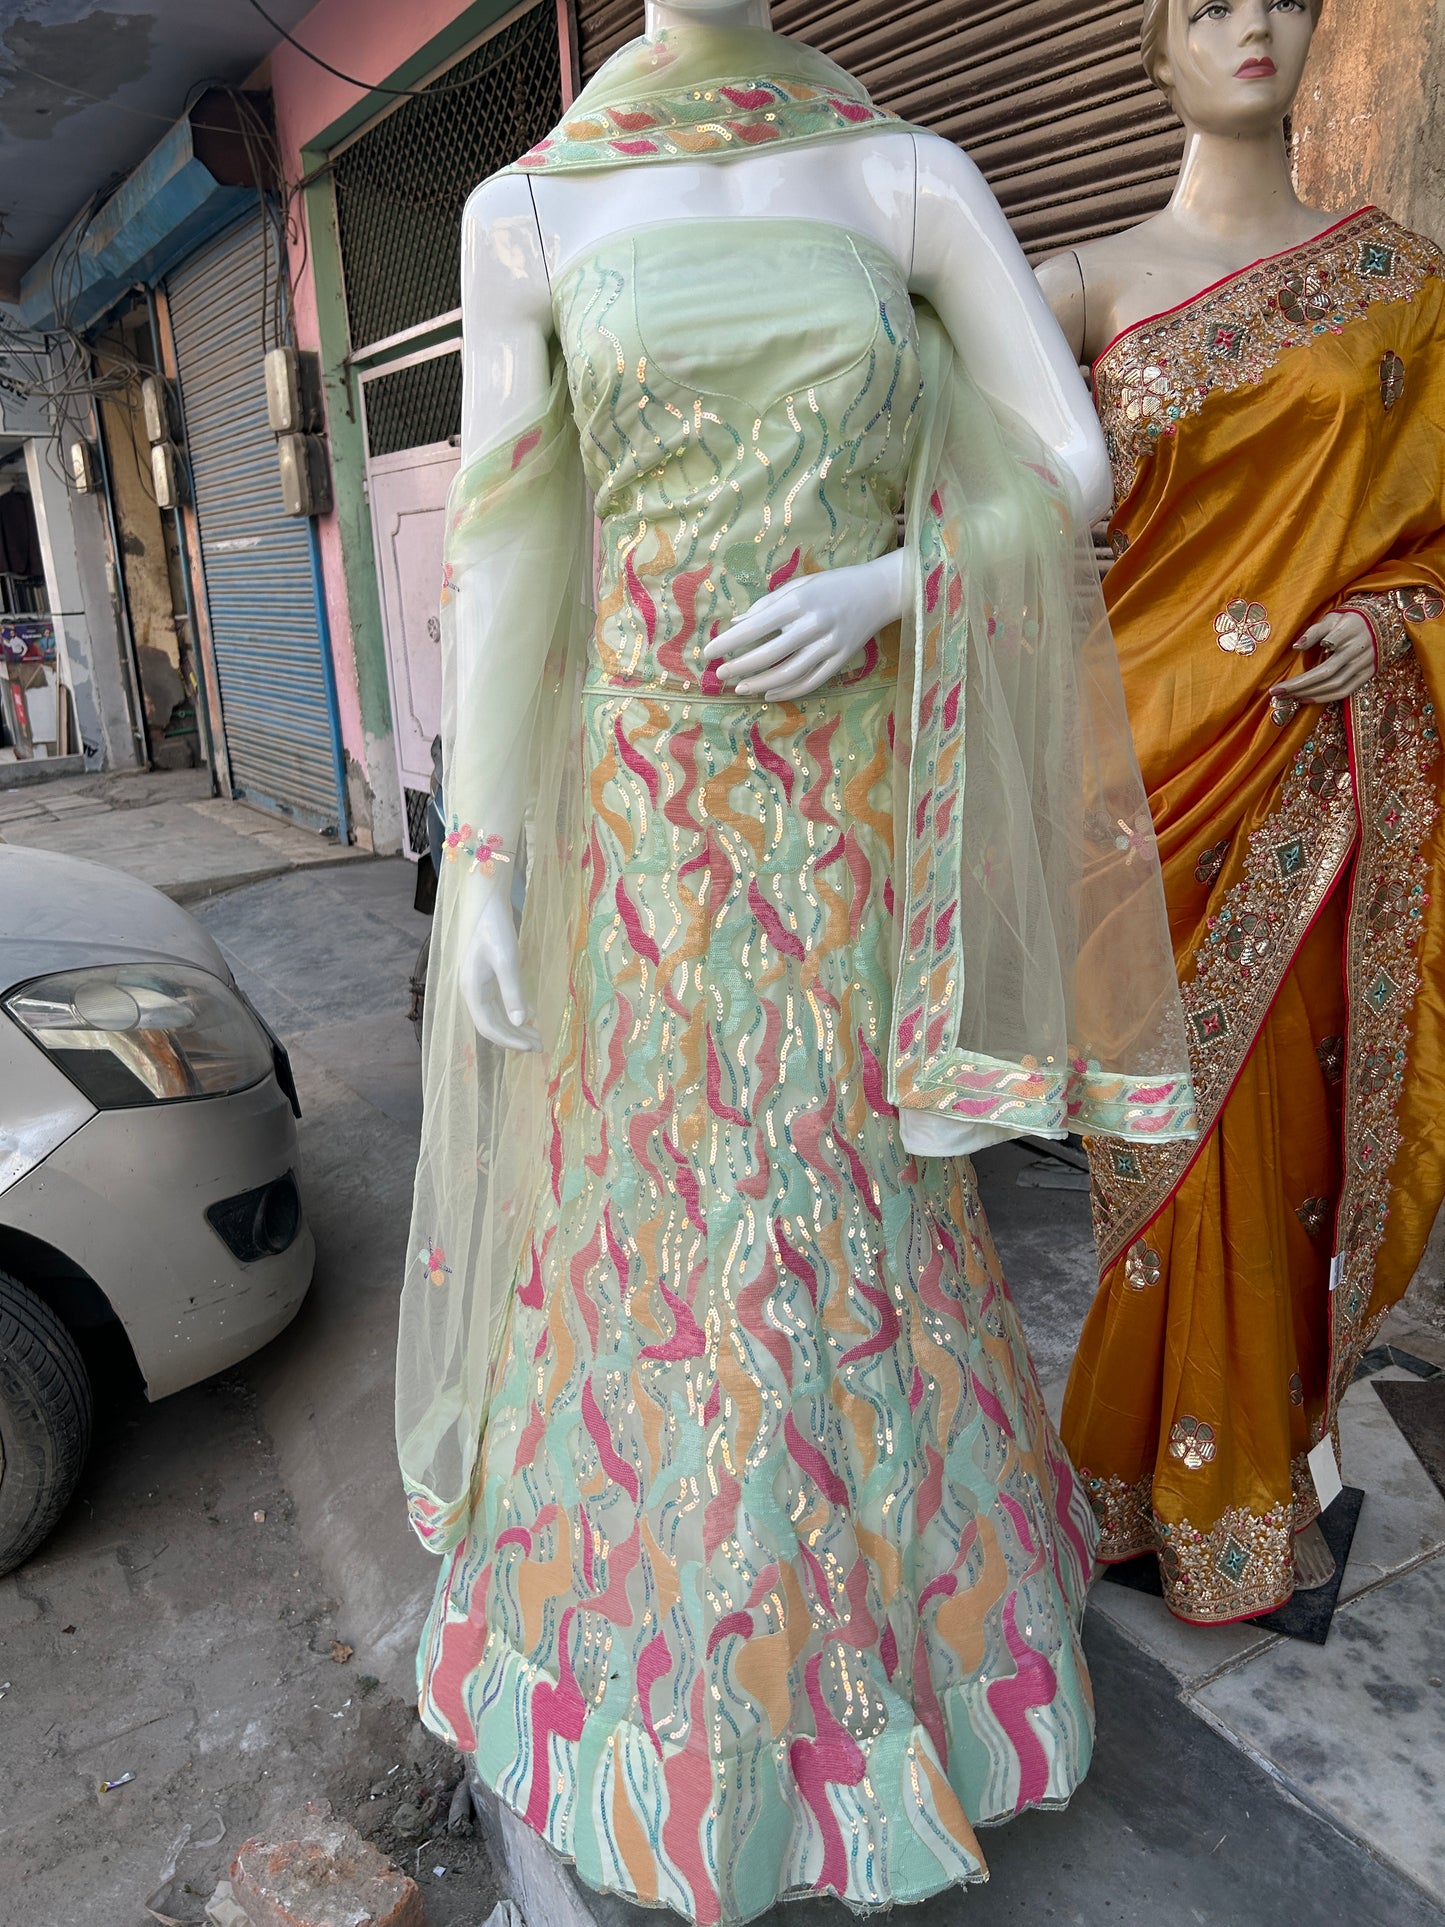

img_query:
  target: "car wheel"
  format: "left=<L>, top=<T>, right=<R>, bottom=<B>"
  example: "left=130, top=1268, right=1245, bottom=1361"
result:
left=0, top=1269, right=93, bottom=1575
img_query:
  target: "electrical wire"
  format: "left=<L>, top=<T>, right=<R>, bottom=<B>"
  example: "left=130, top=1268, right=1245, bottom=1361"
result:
left=241, top=0, right=547, bottom=96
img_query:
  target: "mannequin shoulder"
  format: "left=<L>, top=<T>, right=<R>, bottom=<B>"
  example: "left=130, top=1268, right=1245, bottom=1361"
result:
left=909, top=129, right=996, bottom=219
left=462, top=171, right=542, bottom=236
left=460, top=174, right=551, bottom=322
left=1037, top=224, right=1168, bottom=366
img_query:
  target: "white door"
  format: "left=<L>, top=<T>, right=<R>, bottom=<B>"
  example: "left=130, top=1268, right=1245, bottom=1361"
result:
left=367, top=437, right=459, bottom=855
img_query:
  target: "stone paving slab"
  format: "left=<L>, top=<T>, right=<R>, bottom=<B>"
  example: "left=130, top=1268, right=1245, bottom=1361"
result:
left=1190, top=1552, right=1445, bottom=1904
left=0, top=766, right=362, bottom=902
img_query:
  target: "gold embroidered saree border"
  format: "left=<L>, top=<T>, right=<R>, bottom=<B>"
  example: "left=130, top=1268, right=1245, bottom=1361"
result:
left=1087, top=1450, right=1323, bottom=1624
left=1095, top=211, right=1444, bottom=503
left=1328, top=655, right=1442, bottom=1419
left=1089, top=706, right=1359, bottom=1273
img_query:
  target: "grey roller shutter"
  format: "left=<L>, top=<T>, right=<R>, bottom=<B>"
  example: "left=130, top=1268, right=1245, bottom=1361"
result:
left=574, top=1, right=1181, bottom=258
left=167, top=211, right=346, bottom=834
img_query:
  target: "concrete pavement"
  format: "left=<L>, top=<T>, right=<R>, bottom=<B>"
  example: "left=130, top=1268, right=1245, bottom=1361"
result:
left=0, top=766, right=362, bottom=904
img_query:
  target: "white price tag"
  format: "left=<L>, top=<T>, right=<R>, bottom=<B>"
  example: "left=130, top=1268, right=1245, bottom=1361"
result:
left=1308, top=1434, right=1343, bottom=1513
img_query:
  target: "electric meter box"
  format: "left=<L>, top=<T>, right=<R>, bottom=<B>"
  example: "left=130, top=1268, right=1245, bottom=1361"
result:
left=69, top=439, right=100, bottom=493
left=140, top=374, right=178, bottom=446
left=277, top=432, right=333, bottom=518
left=265, top=348, right=325, bottom=436
left=151, top=442, right=186, bottom=510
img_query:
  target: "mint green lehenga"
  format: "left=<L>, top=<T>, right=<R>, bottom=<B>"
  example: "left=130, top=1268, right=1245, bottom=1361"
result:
left=397, top=28, right=1193, bottom=1926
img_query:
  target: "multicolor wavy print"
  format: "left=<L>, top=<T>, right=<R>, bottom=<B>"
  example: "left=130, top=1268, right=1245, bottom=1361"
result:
left=418, top=222, right=1097, bottom=1923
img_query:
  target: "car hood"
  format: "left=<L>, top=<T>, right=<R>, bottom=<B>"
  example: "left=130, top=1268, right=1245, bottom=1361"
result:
left=0, top=847, right=231, bottom=993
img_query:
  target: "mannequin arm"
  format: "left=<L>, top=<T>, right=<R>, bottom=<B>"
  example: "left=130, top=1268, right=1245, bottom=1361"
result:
left=453, top=175, right=554, bottom=1052
left=911, top=134, right=1112, bottom=527
left=1034, top=250, right=1089, bottom=366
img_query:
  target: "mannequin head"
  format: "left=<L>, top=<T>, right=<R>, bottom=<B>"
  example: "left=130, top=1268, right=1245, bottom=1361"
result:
left=643, top=0, right=772, bottom=28
left=1142, top=0, right=1321, bottom=132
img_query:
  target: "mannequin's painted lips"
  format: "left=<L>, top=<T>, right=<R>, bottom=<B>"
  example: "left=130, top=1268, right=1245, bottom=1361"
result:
left=1235, top=57, right=1278, bottom=77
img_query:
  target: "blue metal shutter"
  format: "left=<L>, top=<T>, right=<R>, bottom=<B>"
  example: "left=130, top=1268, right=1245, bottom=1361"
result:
left=167, top=210, right=346, bottom=834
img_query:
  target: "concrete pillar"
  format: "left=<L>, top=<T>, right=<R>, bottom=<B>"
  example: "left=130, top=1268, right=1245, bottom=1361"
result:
left=1293, top=0, right=1445, bottom=248
left=24, top=430, right=144, bottom=772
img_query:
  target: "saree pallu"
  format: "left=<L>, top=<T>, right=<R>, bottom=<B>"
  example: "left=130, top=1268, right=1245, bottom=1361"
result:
left=1064, top=208, right=1445, bottom=1623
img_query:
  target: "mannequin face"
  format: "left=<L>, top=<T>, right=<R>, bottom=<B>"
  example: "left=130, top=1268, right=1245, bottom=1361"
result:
left=1155, top=0, right=1315, bottom=134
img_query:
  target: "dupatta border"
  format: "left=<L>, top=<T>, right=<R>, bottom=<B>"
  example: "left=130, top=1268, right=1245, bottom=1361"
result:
left=888, top=470, right=1197, bottom=1145
left=514, top=76, right=901, bottom=169
left=1095, top=212, right=1443, bottom=507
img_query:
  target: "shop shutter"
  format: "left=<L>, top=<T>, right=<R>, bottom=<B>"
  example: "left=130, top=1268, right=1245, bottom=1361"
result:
left=574, top=1, right=1181, bottom=259
left=167, top=211, right=346, bottom=834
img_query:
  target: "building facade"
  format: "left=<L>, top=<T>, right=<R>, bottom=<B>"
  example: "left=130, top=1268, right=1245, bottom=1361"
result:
left=7, top=1, right=1441, bottom=835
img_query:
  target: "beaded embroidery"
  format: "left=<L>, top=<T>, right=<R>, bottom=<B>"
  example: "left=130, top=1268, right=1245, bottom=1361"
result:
left=1124, top=1241, right=1162, bottom=1291
left=1088, top=1471, right=1303, bottom=1621
left=1090, top=706, right=1359, bottom=1272
left=1095, top=212, right=1443, bottom=500
left=1168, top=1416, right=1218, bottom=1471
left=1215, top=599, right=1270, bottom=657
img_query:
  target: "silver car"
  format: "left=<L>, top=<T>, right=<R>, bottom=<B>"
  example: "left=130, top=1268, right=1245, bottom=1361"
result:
left=0, top=847, right=313, bottom=1572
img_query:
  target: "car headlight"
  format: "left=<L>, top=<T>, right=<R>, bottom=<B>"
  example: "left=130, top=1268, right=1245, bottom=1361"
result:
left=3, top=963, right=276, bottom=1108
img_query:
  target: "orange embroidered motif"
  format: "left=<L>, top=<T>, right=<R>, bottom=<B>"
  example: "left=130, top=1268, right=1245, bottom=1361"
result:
left=1398, top=587, right=1445, bottom=624
left=1296, top=1197, right=1330, bottom=1239
left=1195, top=838, right=1232, bottom=885
left=1168, top=1417, right=1218, bottom=1471
left=1125, top=1241, right=1162, bottom=1292
left=1215, top=600, right=1271, bottom=657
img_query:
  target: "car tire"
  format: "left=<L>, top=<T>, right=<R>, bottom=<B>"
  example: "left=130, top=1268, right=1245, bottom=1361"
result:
left=0, top=1269, right=93, bottom=1576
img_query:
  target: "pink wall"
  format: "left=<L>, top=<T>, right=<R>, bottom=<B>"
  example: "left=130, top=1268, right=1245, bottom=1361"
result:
left=271, top=0, right=479, bottom=844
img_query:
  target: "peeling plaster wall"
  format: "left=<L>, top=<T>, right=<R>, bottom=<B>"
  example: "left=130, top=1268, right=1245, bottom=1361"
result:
left=1294, top=0, right=1445, bottom=247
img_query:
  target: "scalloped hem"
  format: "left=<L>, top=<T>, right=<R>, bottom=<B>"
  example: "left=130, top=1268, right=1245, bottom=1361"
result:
left=459, top=1623, right=1095, bottom=1926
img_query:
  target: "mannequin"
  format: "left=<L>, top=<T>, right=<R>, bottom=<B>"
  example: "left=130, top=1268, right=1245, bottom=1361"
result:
left=1038, top=0, right=1445, bottom=1626
left=399, top=10, right=1193, bottom=1918
left=1037, top=0, right=1374, bottom=699
left=457, top=0, right=1110, bottom=1051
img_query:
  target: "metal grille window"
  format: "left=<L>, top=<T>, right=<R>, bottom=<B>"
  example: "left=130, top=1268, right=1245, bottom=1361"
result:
left=577, top=1, right=1181, bottom=260
left=331, top=1, right=563, bottom=353
left=363, top=351, right=464, bottom=459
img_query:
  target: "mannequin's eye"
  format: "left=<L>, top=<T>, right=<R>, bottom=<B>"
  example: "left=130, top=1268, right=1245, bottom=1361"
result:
left=1189, top=2, right=1232, bottom=20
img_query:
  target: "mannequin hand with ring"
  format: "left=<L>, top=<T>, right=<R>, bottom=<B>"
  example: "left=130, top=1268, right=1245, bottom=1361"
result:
left=702, top=550, right=906, bottom=699
left=1270, top=609, right=1378, bottom=708
left=459, top=872, right=540, bottom=1054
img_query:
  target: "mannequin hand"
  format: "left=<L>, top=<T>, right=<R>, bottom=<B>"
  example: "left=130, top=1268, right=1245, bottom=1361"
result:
left=1270, top=611, right=1377, bottom=707
left=459, top=888, right=539, bottom=1052
left=703, top=551, right=905, bottom=700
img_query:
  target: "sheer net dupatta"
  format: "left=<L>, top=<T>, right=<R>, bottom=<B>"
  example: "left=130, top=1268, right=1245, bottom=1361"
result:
left=399, top=364, right=592, bottom=1553
left=889, top=311, right=1196, bottom=1156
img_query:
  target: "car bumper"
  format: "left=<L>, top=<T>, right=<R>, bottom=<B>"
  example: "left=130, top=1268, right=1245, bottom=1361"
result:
left=0, top=1074, right=314, bottom=1400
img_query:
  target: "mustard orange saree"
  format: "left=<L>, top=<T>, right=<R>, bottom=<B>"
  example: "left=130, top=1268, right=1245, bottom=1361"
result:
left=1064, top=209, right=1445, bottom=1623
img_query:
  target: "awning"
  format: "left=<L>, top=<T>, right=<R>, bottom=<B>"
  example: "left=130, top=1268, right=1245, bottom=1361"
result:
left=17, top=92, right=275, bottom=336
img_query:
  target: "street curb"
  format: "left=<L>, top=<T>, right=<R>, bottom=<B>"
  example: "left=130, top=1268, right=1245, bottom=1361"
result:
left=0, top=755, right=88, bottom=791
left=162, top=852, right=378, bottom=906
